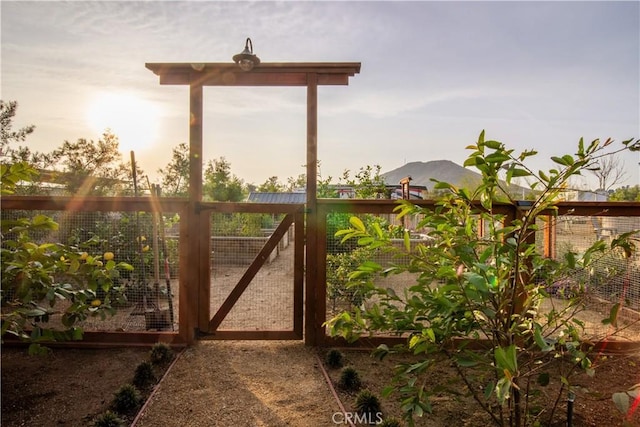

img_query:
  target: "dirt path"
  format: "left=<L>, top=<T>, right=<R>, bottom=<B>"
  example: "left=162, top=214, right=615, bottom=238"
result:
left=135, top=341, right=341, bottom=427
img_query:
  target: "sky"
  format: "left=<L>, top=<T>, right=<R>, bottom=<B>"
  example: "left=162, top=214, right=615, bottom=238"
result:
left=2, top=1, right=639, bottom=190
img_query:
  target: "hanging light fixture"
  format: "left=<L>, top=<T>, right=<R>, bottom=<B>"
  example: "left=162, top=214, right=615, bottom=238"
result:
left=232, top=38, right=260, bottom=71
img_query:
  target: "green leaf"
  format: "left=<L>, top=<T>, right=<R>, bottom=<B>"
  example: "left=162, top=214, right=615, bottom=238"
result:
left=485, top=152, right=511, bottom=164
left=484, top=140, right=503, bottom=150
left=456, top=357, right=479, bottom=368
left=382, top=386, right=395, bottom=398
left=349, top=216, right=366, bottom=232
left=494, top=345, right=517, bottom=374
left=509, top=168, right=530, bottom=178
left=551, top=156, right=568, bottom=166
left=602, top=303, right=620, bottom=327
left=357, top=236, right=374, bottom=246
left=534, top=324, right=554, bottom=352
left=613, top=392, right=630, bottom=414
left=372, top=222, right=384, bottom=238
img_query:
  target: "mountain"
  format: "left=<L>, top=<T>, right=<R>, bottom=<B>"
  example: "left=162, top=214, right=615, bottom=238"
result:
left=381, top=160, right=483, bottom=191
left=381, top=160, right=531, bottom=197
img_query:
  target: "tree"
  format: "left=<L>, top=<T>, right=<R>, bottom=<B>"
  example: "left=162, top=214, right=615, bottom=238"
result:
left=328, top=133, right=640, bottom=427
left=257, top=176, right=285, bottom=192
left=589, top=154, right=628, bottom=191
left=0, top=100, right=35, bottom=152
left=341, top=164, right=389, bottom=199
left=285, top=161, right=337, bottom=198
left=1, top=147, right=133, bottom=354
left=286, top=173, right=306, bottom=192
left=157, top=142, right=190, bottom=197
left=609, top=184, right=640, bottom=202
left=203, top=157, right=245, bottom=202
left=48, top=131, right=133, bottom=195
left=0, top=101, right=46, bottom=194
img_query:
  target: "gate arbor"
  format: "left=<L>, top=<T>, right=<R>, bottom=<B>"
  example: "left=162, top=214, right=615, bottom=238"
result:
left=146, top=59, right=360, bottom=345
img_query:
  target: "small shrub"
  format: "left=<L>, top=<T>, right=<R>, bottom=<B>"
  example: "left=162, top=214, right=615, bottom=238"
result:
left=325, top=349, right=344, bottom=369
left=150, top=342, right=175, bottom=365
left=132, top=361, right=156, bottom=388
left=112, top=383, right=141, bottom=413
left=355, top=389, right=382, bottom=418
left=93, top=411, right=125, bottom=427
left=379, top=418, right=401, bottom=427
left=339, top=366, right=361, bottom=390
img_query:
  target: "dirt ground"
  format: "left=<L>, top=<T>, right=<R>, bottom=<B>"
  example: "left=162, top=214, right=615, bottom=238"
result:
left=3, top=223, right=640, bottom=426
left=2, top=340, right=640, bottom=427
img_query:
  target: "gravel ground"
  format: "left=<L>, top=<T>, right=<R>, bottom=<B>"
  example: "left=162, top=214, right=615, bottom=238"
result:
left=134, top=341, right=341, bottom=427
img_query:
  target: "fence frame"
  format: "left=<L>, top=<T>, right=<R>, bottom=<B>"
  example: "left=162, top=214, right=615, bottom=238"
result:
left=2, top=195, right=639, bottom=349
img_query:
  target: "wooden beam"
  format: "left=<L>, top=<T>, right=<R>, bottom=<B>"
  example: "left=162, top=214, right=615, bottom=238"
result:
left=198, top=211, right=211, bottom=332
left=293, top=211, right=305, bottom=337
left=305, top=72, right=319, bottom=346
left=189, top=84, right=203, bottom=201
left=543, top=215, right=557, bottom=259
left=1, top=195, right=188, bottom=212
left=198, top=330, right=301, bottom=340
left=146, top=62, right=360, bottom=87
left=197, top=202, right=304, bottom=214
left=2, top=331, right=186, bottom=348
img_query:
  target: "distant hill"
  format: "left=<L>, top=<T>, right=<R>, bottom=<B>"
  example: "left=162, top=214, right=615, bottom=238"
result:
left=381, top=160, right=483, bottom=191
left=381, top=160, right=530, bottom=196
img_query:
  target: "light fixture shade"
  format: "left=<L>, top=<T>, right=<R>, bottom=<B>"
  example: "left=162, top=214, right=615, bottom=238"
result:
left=233, top=38, right=260, bottom=71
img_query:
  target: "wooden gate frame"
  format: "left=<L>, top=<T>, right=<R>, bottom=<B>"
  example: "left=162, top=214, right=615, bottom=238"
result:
left=196, top=202, right=305, bottom=340
left=147, top=62, right=360, bottom=344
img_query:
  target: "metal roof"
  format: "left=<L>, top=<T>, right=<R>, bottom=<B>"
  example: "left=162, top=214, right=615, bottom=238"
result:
left=247, top=192, right=307, bottom=204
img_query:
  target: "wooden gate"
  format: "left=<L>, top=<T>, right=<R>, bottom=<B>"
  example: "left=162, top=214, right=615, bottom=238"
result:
left=197, top=202, right=305, bottom=340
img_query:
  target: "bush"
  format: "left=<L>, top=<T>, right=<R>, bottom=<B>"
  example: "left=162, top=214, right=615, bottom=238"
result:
left=150, top=342, right=175, bottom=365
left=355, top=389, right=382, bottom=418
left=112, top=384, right=141, bottom=413
left=93, top=411, right=125, bottom=427
left=132, top=361, right=156, bottom=388
left=327, top=247, right=376, bottom=310
left=339, top=366, right=361, bottom=391
left=325, top=348, right=344, bottom=369
left=327, top=133, right=640, bottom=426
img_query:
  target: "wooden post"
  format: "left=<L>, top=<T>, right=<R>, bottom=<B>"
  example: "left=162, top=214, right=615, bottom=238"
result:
left=543, top=214, right=556, bottom=259
left=183, top=82, right=204, bottom=344
left=305, top=73, right=318, bottom=346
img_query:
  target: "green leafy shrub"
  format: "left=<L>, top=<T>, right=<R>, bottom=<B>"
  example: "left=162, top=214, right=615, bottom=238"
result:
left=93, top=411, right=125, bottom=427
left=1, top=214, right=133, bottom=354
left=339, top=366, right=362, bottom=391
left=112, top=384, right=141, bottom=413
left=327, top=133, right=640, bottom=426
left=132, top=361, right=156, bottom=388
left=327, top=247, right=376, bottom=311
left=355, top=389, right=382, bottom=418
left=149, top=342, right=175, bottom=365
left=325, top=348, right=344, bottom=369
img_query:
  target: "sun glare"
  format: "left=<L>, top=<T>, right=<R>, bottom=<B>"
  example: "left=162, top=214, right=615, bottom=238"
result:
left=86, top=92, right=162, bottom=154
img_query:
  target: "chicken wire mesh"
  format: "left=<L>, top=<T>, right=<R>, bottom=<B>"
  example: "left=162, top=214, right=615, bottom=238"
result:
left=537, top=215, right=640, bottom=340
left=324, top=209, right=640, bottom=342
left=1, top=208, right=179, bottom=333
left=208, top=212, right=296, bottom=331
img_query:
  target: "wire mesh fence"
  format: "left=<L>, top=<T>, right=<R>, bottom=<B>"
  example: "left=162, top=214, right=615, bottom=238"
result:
left=538, top=215, right=640, bottom=340
left=324, top=207, right=640, bottom=342
left=208, top=212, right=297, bottom=332
left=1, top=208, right=180, bottom=333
